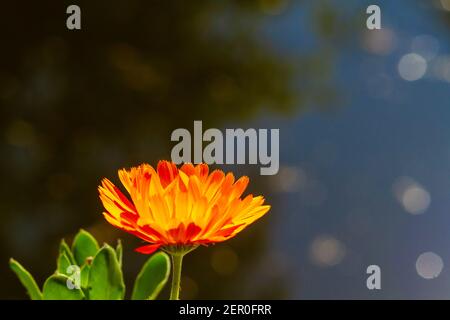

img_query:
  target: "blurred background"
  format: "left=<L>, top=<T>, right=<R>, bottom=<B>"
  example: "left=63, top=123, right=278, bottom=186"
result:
left=1, top=0, right=450, bottom=299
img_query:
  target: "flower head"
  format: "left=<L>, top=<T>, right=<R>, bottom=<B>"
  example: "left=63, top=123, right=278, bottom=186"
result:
left=99, top=161, right=270, bottom=254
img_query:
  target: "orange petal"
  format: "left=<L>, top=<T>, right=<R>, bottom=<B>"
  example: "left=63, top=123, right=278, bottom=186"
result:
left=135, top=244, right=161, bottom=254
left=194, top=163, right=209, bottom=179
left=99, top=161, right=271, bottom=248
left=157, top=160, right=179, bottom=188
left=180, top=163, right=195, bottom=176
left=185, top=222, right=202, bottom=241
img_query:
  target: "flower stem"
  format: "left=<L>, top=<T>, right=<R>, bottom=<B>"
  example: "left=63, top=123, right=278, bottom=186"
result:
left=169, top=253, right=184, bottom=300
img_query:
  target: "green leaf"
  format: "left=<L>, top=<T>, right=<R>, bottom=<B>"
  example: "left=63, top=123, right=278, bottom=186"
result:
left=43, top=274, right=85, bottom=300
left=9, top=258, right=43, bottom=300
left=80, top=264, right=90, bottom=289
left=88, top=245, right=125, bottom=300
left=132, top=252, right=171, bottom=300
left=72, top=229, right=99, bottom=266
left=116, top=239, right=123, bottom=267
left=57, top=252, right=72, bottom=275
left=59, top=239, right=76, bottom=265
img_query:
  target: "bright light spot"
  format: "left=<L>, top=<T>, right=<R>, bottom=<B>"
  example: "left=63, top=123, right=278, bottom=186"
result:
left=309, top=235, right=346, bottom=267
left=392, top=177, right=431, bottom=215
left=416, top=252, right=443, bottom=279
left=411, top=35, right=439, bottom=61
left=402, top=186, right=430, bottom=214
left=362, top=28, right=396, bottom=55
left=398, top=53, right=427, bottom=81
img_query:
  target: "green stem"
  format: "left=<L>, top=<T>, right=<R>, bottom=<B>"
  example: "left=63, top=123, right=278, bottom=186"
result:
left=169, top=253, right=184, bottom=300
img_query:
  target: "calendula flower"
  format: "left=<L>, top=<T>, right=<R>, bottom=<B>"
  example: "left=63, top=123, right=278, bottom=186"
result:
left=98, top=160, right=270, bottom=299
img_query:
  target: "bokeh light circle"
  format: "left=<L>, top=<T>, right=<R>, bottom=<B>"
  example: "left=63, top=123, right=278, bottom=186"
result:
left=416, top=252, right=443, bottom=279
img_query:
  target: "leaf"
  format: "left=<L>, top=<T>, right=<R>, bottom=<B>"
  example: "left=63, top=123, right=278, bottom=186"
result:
left=59, top=239, right=76, bottom=265
left=116, top=239, right=123, bottom=267
left=72, top=229, right=99, bottom=266
left=9, top=258, right=43, bottom=300
left=57, top=252, right=73, bottom=276
left=80, top=264, right=91, bottom=299
left=43, top=274, right=85, bottom=300
left=132, top=252, right=171, bottom=300
left=80, top=264, right=90, bottom=289
left=88, top=244, right=125, bottom=300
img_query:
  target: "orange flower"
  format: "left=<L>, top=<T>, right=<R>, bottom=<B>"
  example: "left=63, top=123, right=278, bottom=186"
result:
left=98, top=161, right=270, bottom=255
